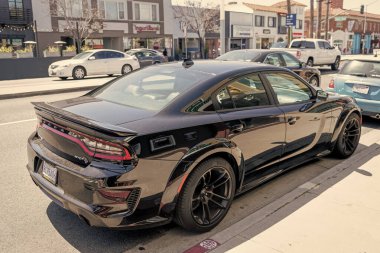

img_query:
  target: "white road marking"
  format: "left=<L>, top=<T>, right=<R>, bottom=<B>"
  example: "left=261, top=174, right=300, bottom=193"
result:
left=0, top=118, right=36, bottom=126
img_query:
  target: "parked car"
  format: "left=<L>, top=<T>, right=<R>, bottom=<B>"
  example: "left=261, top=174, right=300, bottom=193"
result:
left=326, top=57, right=380, bottom=118
left=48, top=49, right=140, bottom=80
left=27, top=61, right=361, bottom=232
left=126, top=48, right=165, bottom=68
left=216, top=49, right=321, bottom=86
left=271, top=38, right=341, bottom=70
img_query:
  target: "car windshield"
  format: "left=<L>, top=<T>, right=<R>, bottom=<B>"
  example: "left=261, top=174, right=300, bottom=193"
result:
left=72, top=51, right=93, bottom=59
left=89, top=65, right=213, bottom=111
left=340, top=60, right=380, bottom=79
left=216, top=51, right=261, bottom=62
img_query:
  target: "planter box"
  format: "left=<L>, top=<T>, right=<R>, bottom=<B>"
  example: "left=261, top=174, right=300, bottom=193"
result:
left=16, top=52, right=33, bottom=58
left=0, top=53, right=13, bottom=59
left=43, top=51, right=60, bottom=57
left=63, top=51, right=76, bottom=57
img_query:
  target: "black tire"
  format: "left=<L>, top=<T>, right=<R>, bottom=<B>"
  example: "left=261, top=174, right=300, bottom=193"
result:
left=332, top=113, right=361, bottom=158
left=121, top=64, right=132, bottom=75
left=72, top=66, right=86, bottom=80
left=175, top=157, right=236, bottom=232
left=59, top=77, right=68, bottom=80
left=331, top=57, right=340, bottom=71
left=309, top=76, right=319, bottom=87
left=306, top=58, right=314, bottom=67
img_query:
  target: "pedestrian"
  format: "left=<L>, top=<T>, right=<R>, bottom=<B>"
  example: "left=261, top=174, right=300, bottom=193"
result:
left=163, top=48, right=168, bottom=62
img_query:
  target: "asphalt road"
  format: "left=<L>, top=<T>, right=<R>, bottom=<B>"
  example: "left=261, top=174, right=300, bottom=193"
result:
left=0, top=87, right=378, bottom=252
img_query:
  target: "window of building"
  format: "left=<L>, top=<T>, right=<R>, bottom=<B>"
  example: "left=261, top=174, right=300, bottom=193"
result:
left=134, top=2, right=159, bottom=21
left=57, top=0, right=83, bottom=18
left=268, top=17, right=276, bottom=27
left=8, top=0, right=23, bottom=19
left=255, top=15, right=264, bottom=27
left=99, top=0, right=126, bottom=20
left=296, top=19, right=303, bottom=29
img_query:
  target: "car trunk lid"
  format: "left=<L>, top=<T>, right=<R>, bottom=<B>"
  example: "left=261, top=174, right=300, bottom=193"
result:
left=334, top=75, right=380, bottom=101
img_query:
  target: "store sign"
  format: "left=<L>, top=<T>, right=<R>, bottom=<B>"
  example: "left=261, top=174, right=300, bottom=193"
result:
left=232, top=25, right=252, bottom=38
left=286, top=14, right=297, bottom=27
left=133, top=24, right=160, bottom=34
left=293, top=32, right=303, bottom=36
left=263, top=29, right=271, bottom=34
left=335, top=16, right=347, bottom=22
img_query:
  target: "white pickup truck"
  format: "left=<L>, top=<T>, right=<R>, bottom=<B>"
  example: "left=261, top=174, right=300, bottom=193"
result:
left=272, top=39, right=341, bottom=70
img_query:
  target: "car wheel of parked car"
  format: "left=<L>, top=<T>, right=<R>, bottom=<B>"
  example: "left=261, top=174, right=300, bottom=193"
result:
left=59, top=77, right=68, bottom=80
left=72, top=66, right=86, bottom=80
left=175, top=157, right=236, bottom=232
left=331, top=57, right=340, bottom=71
left=306, top=58, right=314, bottom=67
left=333, top=113, right=361, bottom=158
left=121, top=64, right=132, bottom=75
left=153, top=61, right=161, bottom=64
left=309, top=76, right=319, bottom=87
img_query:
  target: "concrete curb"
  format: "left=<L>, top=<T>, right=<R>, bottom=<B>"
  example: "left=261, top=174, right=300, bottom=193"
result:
left=196, top=134, right=380, bottom=253
left=0, top=85, right=99, bottom=100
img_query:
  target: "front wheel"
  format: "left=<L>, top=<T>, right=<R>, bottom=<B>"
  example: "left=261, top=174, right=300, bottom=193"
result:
left=72, top=66, right=86, bottom=80
left=332, top=113, right=361, bottom=158
left=309, top=76, right=319, bottom=87
left=331, top=57, right=340, bottom=70
left=175, top=158, right=236, bottom=232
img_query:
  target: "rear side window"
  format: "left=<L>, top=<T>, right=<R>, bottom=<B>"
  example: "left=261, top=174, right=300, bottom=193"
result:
left=305, top=41, right=315, bottom=49
left=290, top=41, right=302, bottom=48
left=216, top=74, right=270, bottom=110
left=265, top=73, right=312, bottom=104
left=107, top=51, right=124, bottom=58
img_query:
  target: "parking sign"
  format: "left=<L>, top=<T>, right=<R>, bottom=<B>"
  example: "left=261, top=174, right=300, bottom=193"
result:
left=286, top=14, right=297, bottom=27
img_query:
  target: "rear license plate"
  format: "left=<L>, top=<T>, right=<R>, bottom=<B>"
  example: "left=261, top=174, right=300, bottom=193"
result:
left=352, top=84, right=369, bottom=94
left=42, top=162, right=57, bottom=185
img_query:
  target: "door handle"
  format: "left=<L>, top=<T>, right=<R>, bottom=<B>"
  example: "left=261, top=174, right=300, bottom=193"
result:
left=231, top=124, right=244, bottom=133
left=287, top=117, right=297, bottom=125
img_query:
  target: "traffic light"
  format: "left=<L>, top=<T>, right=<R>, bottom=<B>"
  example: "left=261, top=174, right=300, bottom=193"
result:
left=360, top=5, right=364, bottom=14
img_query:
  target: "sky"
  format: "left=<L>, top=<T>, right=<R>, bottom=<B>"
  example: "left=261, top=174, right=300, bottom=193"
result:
left=172, top=0, right=380, bottom=15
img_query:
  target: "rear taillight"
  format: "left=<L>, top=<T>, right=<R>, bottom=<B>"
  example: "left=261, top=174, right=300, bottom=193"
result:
left=98, top=189, right=131, bottom=202
left=296, top=50, right=301, bottom=58
left=41, top=120, right=131, bottom=162
left=329, top=79, right=335, bottom=89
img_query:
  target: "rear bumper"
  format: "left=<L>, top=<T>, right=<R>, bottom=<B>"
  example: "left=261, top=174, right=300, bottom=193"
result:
left=26, top=133, right=171, bottom=229
left=354, top=98, right=380, bottom=115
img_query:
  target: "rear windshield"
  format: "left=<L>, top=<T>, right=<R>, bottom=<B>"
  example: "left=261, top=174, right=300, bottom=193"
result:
left=89, top=65, right=213, bottom=111
left=290, top=41, right=315, bottom=49
left=340, top=60, right=380, bottom=79
left=216, top=51, right=261, bottom=61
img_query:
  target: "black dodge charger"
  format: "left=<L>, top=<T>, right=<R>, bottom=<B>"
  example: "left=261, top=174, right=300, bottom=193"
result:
left=27, top=61, right=361, bottom=232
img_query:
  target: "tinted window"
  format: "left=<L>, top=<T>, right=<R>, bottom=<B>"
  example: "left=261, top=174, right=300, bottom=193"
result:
left=107, top=51, right=124, bottom=58
left=264, top=54, right=284, bottom=67
left=340, top=60, right=380, bottom=79
left=90, top=66, right=213, bottom=111
left=93, top=51, right=107, bottom=59
left=216, top=74, right=270, bottom=109
left=281, top=53, right=300, bottom=67
left=290, top=41, right=302, bottom=48
left=323, top=42, right=332, bottom=49
left=318, top=41, right=325, bottom=49
left=265, top=73, right=312, bottom=104
left=305, top=41, right=315, bottom=49
left=216, top=51, right=261, bottom=61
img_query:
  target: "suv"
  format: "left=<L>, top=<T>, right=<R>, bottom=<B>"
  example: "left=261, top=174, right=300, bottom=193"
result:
left=272, top=39, right=341, bottom=70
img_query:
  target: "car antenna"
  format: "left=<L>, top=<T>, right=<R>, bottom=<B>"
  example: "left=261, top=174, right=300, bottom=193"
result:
left=182, top=58, right=194, bottom=68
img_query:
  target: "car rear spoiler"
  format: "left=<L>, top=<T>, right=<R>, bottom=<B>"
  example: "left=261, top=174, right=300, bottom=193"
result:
left=32, top=102, right=137, bottom=138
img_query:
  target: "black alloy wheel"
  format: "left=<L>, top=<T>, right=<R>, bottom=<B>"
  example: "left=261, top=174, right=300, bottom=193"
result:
left=175, top=158, right=235, bottom=232
left=331, top=57, right=340, bottom=71
left=309, top=76, right=319, bottom=87
left=333, top=113, right=361, bottom=158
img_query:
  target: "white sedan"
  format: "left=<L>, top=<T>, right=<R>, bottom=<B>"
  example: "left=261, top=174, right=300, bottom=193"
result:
left=48, top=49, right=140, bottom=80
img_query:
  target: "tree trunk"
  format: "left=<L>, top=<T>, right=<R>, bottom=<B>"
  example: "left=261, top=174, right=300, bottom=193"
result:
left=199, top=37, right=204, bottom=59
left=325, top=0, right=330, bottom=39
left=286, top=0, right=292, bottom=43
left=310, top=0, right=314, bottom=38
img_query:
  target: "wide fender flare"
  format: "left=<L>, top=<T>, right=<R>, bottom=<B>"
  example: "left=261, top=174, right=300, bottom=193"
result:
left=158, top=138, right=243, bottom=216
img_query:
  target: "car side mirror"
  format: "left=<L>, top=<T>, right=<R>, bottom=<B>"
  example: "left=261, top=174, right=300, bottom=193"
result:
left=316, top=89, right=328, bottom=100
left=88, top=56, right=95, bottom=60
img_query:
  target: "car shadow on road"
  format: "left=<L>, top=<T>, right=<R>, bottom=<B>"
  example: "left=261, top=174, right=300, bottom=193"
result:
left=46, top=203, right=175, bottom=253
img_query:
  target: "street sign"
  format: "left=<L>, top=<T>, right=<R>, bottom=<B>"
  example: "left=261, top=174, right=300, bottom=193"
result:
left=335, top=16, right=347, bottom=22
left=286, top=14, right=297, bottom=27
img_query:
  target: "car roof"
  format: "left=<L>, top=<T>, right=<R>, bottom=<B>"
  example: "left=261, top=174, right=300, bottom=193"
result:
left=224, top=49, right=288, bottom=54
left=86, top=49, right=125, bottom=53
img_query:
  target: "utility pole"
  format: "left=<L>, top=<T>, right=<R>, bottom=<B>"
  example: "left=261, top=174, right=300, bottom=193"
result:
left=220, top=0, right=225, bottom=54
left=310, top=0, right=314, bottom=38
left=287, top=0, right=292, bottom=43
left=317, top=0, right=323, bottom=38
left=33, top=20, right=39, bottom=58
left=324, top=0, right=330, bottom=39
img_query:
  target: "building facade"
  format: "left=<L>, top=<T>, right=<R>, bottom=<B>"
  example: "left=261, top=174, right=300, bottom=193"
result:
left=0, top=0, right=34, bottom=48
left=32, top=0, right=173, bottom=55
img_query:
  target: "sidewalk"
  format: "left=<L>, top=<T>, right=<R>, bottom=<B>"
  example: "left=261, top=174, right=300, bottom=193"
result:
left=203, top=131, right=380, bottom=253
left=0, top=76, right=112, bottom=100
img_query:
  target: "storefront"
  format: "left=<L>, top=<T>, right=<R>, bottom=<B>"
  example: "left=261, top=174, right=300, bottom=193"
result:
left=129, top=23, right=172, bottom=53
left=230, top=25, right=252, bottom=50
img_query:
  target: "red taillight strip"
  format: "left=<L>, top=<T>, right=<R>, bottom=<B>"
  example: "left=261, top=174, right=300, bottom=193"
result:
left=41, top=123, right=131, bottom=161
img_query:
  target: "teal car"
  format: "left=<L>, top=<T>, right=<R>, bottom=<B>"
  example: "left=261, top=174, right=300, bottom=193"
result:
left=326, top=57, right=380, bottom=118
